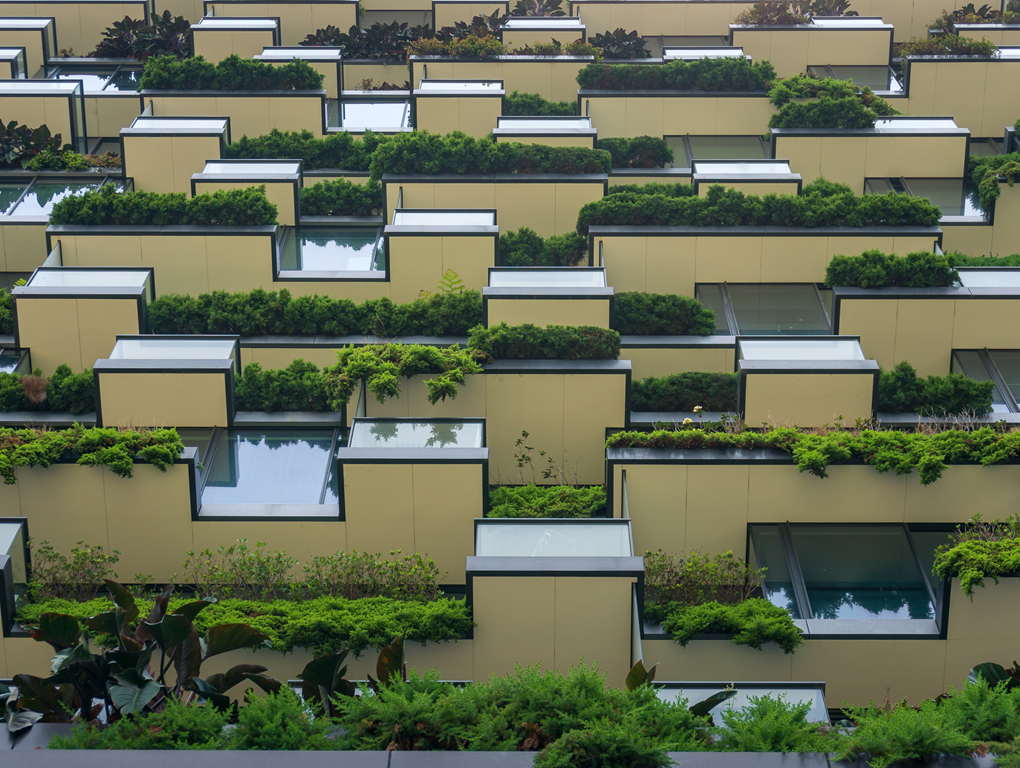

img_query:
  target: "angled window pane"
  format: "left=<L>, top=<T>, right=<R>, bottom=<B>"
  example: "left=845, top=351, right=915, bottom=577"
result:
left=907, top=529, right=955, bottom=586
left=727, top=284, right=829, bottom=335
left=987, top=351, right=1020, bottom=403
left=750, top=525, right=801, bottom=619
left=695, top=284, right=729, bottom=334
left=952, top=351, right=1009, bottom=412
left=687, top=136, right=767, bottom=161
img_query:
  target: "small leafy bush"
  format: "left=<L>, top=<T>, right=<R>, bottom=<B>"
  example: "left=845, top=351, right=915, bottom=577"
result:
left=934, top=514, right=1020, bottom=597
left=576, top=57, right=776, bottom=91
left=225, top=689, right=339, bottom=750
left=768, top=75, right=899, bottom=130
left=50, top=698, right=228, bottom=750
left=505, top=90, right=576, bottom=116
left=940, top=680, right=1020, bottom=743
left=369, top=131, right=612, bottom=181
left=713, top=695, right=842, bottom=752
left=596, top=136, right=673, bottom=168
left=613, top=292, right=716, bottom=335
left=607, top=181, right=695, bottom=198
left=0, top=288, right=11, bottom=333
left=148, top=288, right=482, bottom=337
left=225, top=129, right=386, bottom=171
left=876, top=361, right=994, bottom=415
left=499, top=227, right=587, bottom=266
left=304, top=21, right=431, bottom=61
left=300, top=178, right=383, bottom=217
left=24, top=149, right=121, bottom=171
left=28, top=540, right=120, bottom=602
left=0, top=365, right=94, bottom=414
left=535, top=719, right=673, bottom=768
left=644, top=549, right=764, bottom=618
left=824, top=249, right=959, bottom=288
left=576, top=178, right=942, bottom=235
left=469, top=323, right=621, bottom=360
left=407, top=33, right=506, bottom=58
left=836, top=700, right=976, bottom=768
left=657, top=598, right=804, bottom=653
left=301, top=550, right=445, bottom=602
left=140, top=54, right=324, bottom=90
left=49, top=185, right=278, bottom=226
left=488, top=484, right=607, bottom=517
left=234, top=360, right=329, bottom=412
left=0, top=120, right=67, bottom=168
left=587, top=28, right=651, bottom=59
left=930, top=1, right=1020, bottom=32
left=733, top=0, right=810, bottom=23
left=896, top=33, right=999, bottom=58
left=631, top=372, right=738, bottom=412
left=970, top=151, right=1020, bottom=213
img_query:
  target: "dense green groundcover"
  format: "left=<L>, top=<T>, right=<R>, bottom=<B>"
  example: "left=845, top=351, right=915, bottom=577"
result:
left=300, top=177, right=383, bottom=217
left=876, top=361, right=994, bottom=415
left=576, top=58, right=776, bottom=91
left=824, top=249, right=1020, bottom=288
left=18, top=594, right=473, bottom=656
left=469, top=323, right=621, bottom=360
left=0, top=365, right=95, bottom=413
left=498, top=227, right=588, bottom=267
left=0, top=288, right=11, bottom=334
left=504, top=90, right=576, bottom=117
left=613, top=292, right=716, bottom=336
left=631, top=372, right=738, bottom=412
left=487, top=484, right=607, bottom=518
left=140, top=54, right=325, bottom=91
left=768, top=75, right=898, bottom=130
left=606, top=427, right=1020, bottom=486
left=936, top=538, right=1020, bottom=598
left=649, top=598, right=804, bottom=654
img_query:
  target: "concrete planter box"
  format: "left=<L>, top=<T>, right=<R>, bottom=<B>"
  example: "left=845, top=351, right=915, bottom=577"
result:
left=412, top=80, right=505, bottom=137
left=141, top=89, right=328, bottom=140
left=192, top=16, right=281, bottom=62
left=0, top=0, right=147, bottom=56
left=588, top=225, right=943, bottom=295
left=204, top=0, right=358, bottom=46
left=121, top=116, right=231, bottom=195
left=0, top=17, right=55, bottom=76
left=409, top=54, right=594, bottom=103
left=954, top=22, right=1020, bottom=46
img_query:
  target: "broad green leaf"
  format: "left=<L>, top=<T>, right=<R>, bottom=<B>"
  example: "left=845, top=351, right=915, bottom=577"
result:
left=243, top=674, right=282, bottom=695
left=298, top=651, right=349, bottom=690
left=689, top=689, right=738, bottom=717
left=968, top=662, right=1012, bottom=688
left=375, top=635, right=405, bottom=685
left=172, top=599, right=216, bottom=623
left=30, top=613, right=80, bottom=651
left=204, top=665, right=269, bottom=694
left=108, top=670, right=161, bottom=715
left=190, top=678, right=230, bottom=711
left=202, top=624, right=271, bottom=659
left=5, top=704, right=42, bottom=733
left=104, top=580, right=140, bottom=625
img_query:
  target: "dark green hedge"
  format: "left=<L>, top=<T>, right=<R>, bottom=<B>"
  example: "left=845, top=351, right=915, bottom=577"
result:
left=576, top=58, right=776, bottom=91
left=768, top=75, right=898, bottom=130
left=301, top=178, right=383, bottom=216
left=469, top=323, right=620, bottom=360
left=631, top=372, right=738, bottom=412
left=0, top=289, right=10, bottom=334
left=607, top=182, right=695, bottom=198
left=504, top=90, right=576, bottom=116
left=877, top=361, right=994, bottom=416
left=575, top=178, right=942, bottom=235
left=140, top=54, right=324, bottom=90
left=612, top=292, right=716, bottom=335
left=148, top=288, right=483, bottom=336
left=225, top=129, right=386, bottom=171
left=488, top=484, right=607, bottom=518
left=824, top=250, right=959, bottom=288
left=654, top=598, right=803, bottom=653
left=369, top=131, right=612, bottom=181
left=970, top=151, right=1020, bottom=212
left=499, top=227, right=587, bottom=266
left=596, top=136, right=673, bottom=169
left=235, top=360, right=329, bottom=412
left=0, top=365, right=94, bottom=413
left=49, top=185, right=278, bottom=226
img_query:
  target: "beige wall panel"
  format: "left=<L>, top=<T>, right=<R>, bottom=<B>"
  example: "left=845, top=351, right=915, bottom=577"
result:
left=621, top=464, right=688, bottom=556
left=585, top=96, right=626, bottom=137
left=865, top=135, right=967, bottom=180
left=901, top=63, right=936, bottom=117
left=442, top=235, right=495, bottom=293
left=623, top=94, right=665, bottom=138
left=371, top=374, right=487, bottom=420
left=695, top=236, right=762, bottom=284
left=599, top=236, right=646, bottom=293
left=643, top=235, right=696, bottom=297
left=947, top=577, right=1020, bottom=640
left=172, top=136, right=224, bottom=194
left=714, top=96, right=773, bottom=137
left=412, top=463, right=480, bottom=584
left=310, top=2, right=356, bottom=33
left=404, top=639, right=474, bottom=680
left=809, top=28, right=890, bottom=66
left=563, top=372, right=625, bottom=485
left=207, top=235, right=272, bottom=292
left=432, top=182, right=495, bottom=210
left=775, top=136, right=821, bottom=184
left=743, top=372, right=873, bottom=427
left=748, top=464, right=907, bottom=523
left=905, top=465, right=1020, bottom=523
left=460, top=97, right=501, bottom=138
left=472, top=577, right=555, bottom=679
left=1, top=223, right=47, bottom=272
left=191, top=520, right=347, bottom=561
left=793, top=639, right=948, bottom=706
left=99, top=372, right=228, bottom=428
left=931, top=63, right=987, bottom=135
left=343, top=463, right=415, bottom=556
left=621, top=346, right=734, bottom=380
left=684, top=464, right=751, bottom=557
left=15, top=297, right=82, bottom=372
left=16, top=465, right=108, bottom=556
left=63, top=233, right=142, bottom=268
left=77, top=298, right=140, bottom=370
left=973, top=60, right=1020, bottom=137
left=93, top=95, right=142, bottom=138
left=555, top=182, right=602, bottom=237
left=991, top=184, right=1020, bottom=255
left=195, top=180, right=296, bottom=227
left=892, top=299, right=956, bottom=376
left=0, top=29, right=46, bottom=76
left=826, top=236, right=898, bottom=262
left=495, top=134, right=591, bottom=148
left=194, top=28, right=272, bottom=62
left=493, top=183, right=556, bottom=235
left=945, top=638, right=1020, bottom=695
left=838, top=299, right=898, bottom=370
left=760, top=234, right=827, bottom=283
left=0, top=95, right=44, bottom=130
left=645, top=637, right=794, bottom=682
left=434, top=3, right=506, bottom=29
left=103, top=464, right=194, bottom=582
left=502, top=29, right=580, bottom=48
left=952, top=300, right=1020, bottom=349
left=389, top=235, right=443, bottom=305
left=218, top=96, right=272, bottom=138
left=664, top=96, right=717, bottom=136
left=123, top=136, right=176, bottom=194
left=392, top=181, right=431, bottom=209
left=414, top=96, right=458, bottom=135
left=487, top=297, right=610, bottom=329
left=77, top=3, right=145, bottom=55
left=817, top=136, right=867, bottom=191
left=891, top=234, right=941, bottom=254
left=554, top=576, right=633, bottom=683
left=1, top=635, right=57, bottom=680
left=142, top=234, right=210, bottom=296
left=485, top=373, right=563, bottom=483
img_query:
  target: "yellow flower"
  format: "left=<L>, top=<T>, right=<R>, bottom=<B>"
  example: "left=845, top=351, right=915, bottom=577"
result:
left=693, top=405, right=703, bottom=413
left=683, top=418, right=693, bottom=424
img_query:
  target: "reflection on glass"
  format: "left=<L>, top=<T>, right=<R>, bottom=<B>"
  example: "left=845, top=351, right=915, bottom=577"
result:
left=105, top=69, right=140, bottom=91
left=905, top=178, right=982, bottom=217
left=908, top=530, right=954, bottom=584
left=957, top=269, right=1020, bottom=288
left=176, top=427, right=215, bottom=487
left=9, top=181, right=102, bottom=216
left=0, top=520, right=27, bottom=602
left=489, top=268, right=606, bottom=288
left=54, top=72, right=110, bottom=92
left=968, top=139, right=1002, bottom=159
left=740, top=337, right=863, bottom=361
left=203, top=161, right=301, bottom=176
left=791, top=525, right=934, bottom=620
left=0, top=182, right=27, bottom=214
left=496, top=117, right=590, bottom=131
left=694, top=161, right=791, bottom=175
left=28, top=269, right=148, bottom=288
left=204, top=429, right=339, bottom=504
left=808, top=65, right=901, bottom=92
left=475, top=521, right=631, bottom=557
left=952, top=350, right=1009, bottom=412
left=129, top=118, right=228, bottom=131
left=686, top=135, right=767, bottom=165
left=348, top=420, right=483, bottom=448
left=280, top=228, right=382, bottom=272
left=109, top=338, right=236, bottom=361
left=728, top=284, right=829, bottom=335
left=392, top=210, right=494, bottom=226
left=695, top=284, right=729, bottom=334
left=340, top=101, right=410, bottom=130
left=0, top=349, right=24, bottom=373
left=656, top=687, right=827, bottom=723
left=987, top=350, right=1020, bottom=403
left=750, top=525, right=800, bottom=618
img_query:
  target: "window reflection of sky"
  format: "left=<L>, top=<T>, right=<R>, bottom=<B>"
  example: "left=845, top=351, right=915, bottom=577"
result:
left=8, top=181, right=101, bottom=217
left=281, top=229, right=382, bottom=272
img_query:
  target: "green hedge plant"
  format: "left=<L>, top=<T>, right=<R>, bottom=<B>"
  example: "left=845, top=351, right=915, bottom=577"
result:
left=612, top=292, right=716, bottom=335
left=469, top=323, right=621, bottom=360
left=0, top=365, right=94, bottom=414
left=895, top=33, right=999, bottom=59
left=596, top=136, right=673, bottom=169
left=488, top=484, right=607, bottom=517
left=934, top=514, right=1020, bottom=597
left=656, top=598, right=804, bottom=653
left=140, top=54, right=325, bottom=90
left=234, top=359, right=329, bottom=412
left=631, top=372, right=738, bottom=412
left=970, top=151, right=1020, bottom=213
left=505, top=90, right=576, bottom=116
left=499, top=227, right=587, bottom=266
left=576, top=58, right=776, bottom=91
left=50, top=185, right=278, bottom=226
left=824, top=249, right=960, bottom=287
left=607, top=181, right=695, bottom=198
left=768, top=75, right=899, bottom=130
left=300, top=178, right=383, bottom=216
left=0, top=288, right=11, bottom=334
left=225, top=129, right=386, bottom=171
left=876, top=361, right=994, bottom=415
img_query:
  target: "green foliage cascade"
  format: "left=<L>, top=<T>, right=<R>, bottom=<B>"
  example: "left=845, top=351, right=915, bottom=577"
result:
left=576, top=58, right=776, bottom=91
left=612, top=292, right=716, bottom=335
left=656, top=598, right=803, bottom=653
left=631, top=372, right=738, bottom=412
left=504, top=90, right=577, bottom=116
left=498, top=227, right=588, bottom=267
left=0, top=365, right=94, bottom=414
left=468, top=323, right=621, bottom=360
left=768, top=75, right=898, bottom=130
left=234, top=359, right=329, bottom=412
left=935, top=539, right=1020, bottom=598
left=488, top=484, right=607, bottom=518
left=49, top=185, right=278, bottom=226
left=824, top=249, right=960, bottom=287
left=970, top=151, right=1020, bottom=213
left=140, top=54, right=324, bottom=90
left=300, top=178, right=383, bottom=216
left=896, top=33, right=999, bottom=59
left=836, top=700, right=977, bottom=768
left=0, top=288, right=11, bottom=334
left=876, top=361, right=994, bottom=415
left=596, top=136, right=673, bottom=168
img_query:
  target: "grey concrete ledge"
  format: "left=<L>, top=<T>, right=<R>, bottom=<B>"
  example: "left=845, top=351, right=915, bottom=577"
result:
left=381, top=173, right=609, bottom=182
left=0, top=411, right=96, bottom=427
left=620, top=334, right=735, bottom=348
left=300, top=215, right=383, bottom=226
left=239, top=334, right=471, bottom=348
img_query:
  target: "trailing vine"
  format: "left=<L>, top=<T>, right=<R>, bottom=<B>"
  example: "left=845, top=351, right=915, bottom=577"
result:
left=0, top=425, right=184, bottom=484
left=970, top=151, right=1020, bottom=213
left=605, top=427, right=1020, bottom=485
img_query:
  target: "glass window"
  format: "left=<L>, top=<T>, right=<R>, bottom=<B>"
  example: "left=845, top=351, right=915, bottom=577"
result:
left=695, top=284, right=730, bottom=334
left=686, top=136, right=768, bottom=162
left=0, top=349, right=26, bottom=373
left=750, top=525, right=801, bottom=619
left=656, top=686, right=828, bottom=723
left=417, top=80, right=502, bottom=91
left=488, top=268, right=606, bottom=288
left=347, top=420, right=484, bottom=449
left=109, top=337, right=235, bottom=361
left=204, top=429, right=339, bottom=505
left=740, top=337, right=864, bottom=361
left=903, top=178, right=982, bottom=217
left=53, top=71, right=111, bottom=92
left=908, top=530, right=955, bottom=585
left=0, top=182, right=27, bottom=215
left=952, top=350, right=1009, bottom=411
left=280, top=228, right=382, bottom=273
left=104, top=68, right=140, bottom=92
left=203, top=161, right=300, bottom=176
left=809, top=65, right=901, bottom=92
left=475, top=520, right=632, bottom=557
left=28, top=269, right=148, bottom=288
left=727, top=284, right=830, bottom=335
left=9, top=181, right=102, bottom=217
left=790, top=525, right=934, bottom=620
left=694, top=161, right=791, bottom=175
left=987, top=351, right=1020, bottom=403
left=392, top=210, right=495, bottom=227
left=339, top=101, right=410, bottom=130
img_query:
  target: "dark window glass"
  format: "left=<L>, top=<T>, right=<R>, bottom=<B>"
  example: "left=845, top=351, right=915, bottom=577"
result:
left=727, top=284, right=829, bottom=335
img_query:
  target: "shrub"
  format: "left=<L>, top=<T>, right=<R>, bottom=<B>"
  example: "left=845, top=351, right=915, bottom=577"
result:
left=28, top=540, right=120, bottom=602
left=303, top=21, right=431, bottom=61
left=768, top=75, right=899, bottom=130
left=606, top=426, right=1020, bottom=486
left=929, top=1, right=1020, bottom=31
left=499, top=227, right=587, bottom=266
left=586, top=28, right=651, bottom=59
left=0, top=120, right=67, bottom=169
left=896, top=34, right=999, bottom=58
left=535, top=719, right=674, bottom=768
left=657, top=598, right=804, bottom=653
left=234, top=360, right=328, bottom=412
left=301, top=550, right=444, bottom=601
left=50, top=698, right=228, bottom=750
left=300, top=178, right=383, bottom=216
left=24, top=149, right=121, bottom=171
left=607, top=181, right=695, bottom=198
left=644, top=549, right=764, bottom=617
left=140, top=54, right=324, bottom=90
left=91, top=11, right=193, bottom=60
left=947, top=251, right=1020, bottom=267
left=596, top=136, right=673, bottom=168
left=576, top=58, right=776, bottom=91
left=733, top=0, right=810, bottom=23
left=407, top=33, right=506, bottom=58
left=488, top=484, right=607, bottom=517
left=0, top=288, right=11, bottom=333
left=225, top=129, right=385, bottom=171
left=713, top=695, right=843, bottom=752
left=0, top=365, right=94, bottom=414
left=970, top=151, right=1020, bottom=213
left=225, top=689, right=339, bottom=750
left=469, top=323, right=621, bottom=360
left=836, top=700, right=976, bottom=768
left=49, top=185, right=278, bottom=226
left=876, top=361, right=994, bottom=415
left=934, top=515, right=1020, bottom=597
left=576, top=178, right=942, bottom=235
left=940, top=680, right=1020, bottom=743
left=824, top=249, right=959, bottom=288
left=368, top=131, right=612, bottom=181
left=505, top=90, right=576, bottom=116
left=612, top=292, right=716, bottom=335
left=0, top=424, right=183, bottom=484
left=182, top=538, right=297, bottom=600
left=631, top=372, right=738, bottom=412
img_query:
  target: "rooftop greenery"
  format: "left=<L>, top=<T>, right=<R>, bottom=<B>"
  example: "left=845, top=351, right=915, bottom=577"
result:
left=929, top=1, right=1020, bottom=31
left=934, top=513, right=1020, bottom=597
left=970, top=151, right=1020, bottom=212
left=0, top=288, right=11, bottom=334
left=0, top=365, right=94, bottom=414
left=632, top=372, right=737, bottom=412
left=140, top=54, right=325, bottom=91
left=225, top=129, right=384, bottom=171
left=301, top=177, right=382, bottom=217
left=575, top=58, right=776, bottom=91
left=468, top=322, right=620, bottom=360
left=825, top=249, right=1020, bottom=287
left=596, top=136, right=673, bottom=169
left=499, top=227, right=588, bottom=267
left=488, top=483, right=607, bottom=518
left=505, top=90, right=576, bottom=117
left=895, top=33, right=999, bottom=59
left=768, top=75, right=898, bottom=130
